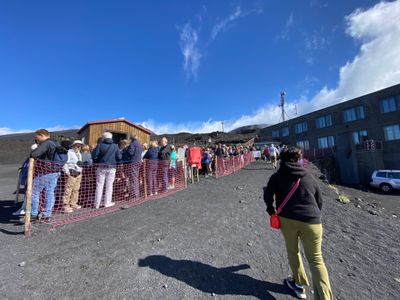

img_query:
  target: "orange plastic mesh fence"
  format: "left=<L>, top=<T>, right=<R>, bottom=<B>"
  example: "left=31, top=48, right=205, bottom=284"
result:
left=215, top=152, right=255, bottom=178
left=29, top=159, right=185, bottom=229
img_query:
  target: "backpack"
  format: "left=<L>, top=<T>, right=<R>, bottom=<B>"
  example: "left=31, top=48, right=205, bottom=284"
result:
left=49, top=141, right=68, bottom=164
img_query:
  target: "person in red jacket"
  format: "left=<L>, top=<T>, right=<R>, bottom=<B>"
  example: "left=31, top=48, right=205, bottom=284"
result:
left=263, top=145, right=270, bottom=162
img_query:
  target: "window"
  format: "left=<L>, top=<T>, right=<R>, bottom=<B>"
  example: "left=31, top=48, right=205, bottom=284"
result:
left=380, top=96, right=399, bottom=113
left=315, top=114, right=333, bottom=129
left=343, top=105, right=365, bottom=122
left=281, top=127, right=289, bottom=137
left=296, top=140, right=310, bottom=151
left=272, top=129, right=279, bottom=138
left=384, top=124, right=400, bottom=141
left=352, top=130, right=368, bottom=144
left=318, top=136, right=335, bottom=149
left=388, top=172, right=400, bottom=179
left=376, top=171, right=386, bottom=178
left=294, top=121, right=308, bottom=134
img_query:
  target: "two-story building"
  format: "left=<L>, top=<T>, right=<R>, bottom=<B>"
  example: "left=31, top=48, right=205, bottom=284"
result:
left=259, top=83, right=400, bottom=184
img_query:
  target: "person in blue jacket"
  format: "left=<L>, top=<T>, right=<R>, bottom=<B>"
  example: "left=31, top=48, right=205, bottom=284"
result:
left=127, top=135, right=143, bottom=199
left=92, top=132, right=122, bottom=209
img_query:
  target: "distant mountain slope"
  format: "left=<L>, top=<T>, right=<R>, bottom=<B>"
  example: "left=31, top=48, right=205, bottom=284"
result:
left=0, top=129, right=78, bottom=141
left=229, top=124, right=268, bottom=134
left=0, top=130, right=79, bottom=164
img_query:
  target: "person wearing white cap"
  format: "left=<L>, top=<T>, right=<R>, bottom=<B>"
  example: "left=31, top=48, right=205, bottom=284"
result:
left=62, top=140, right=83, bottom=213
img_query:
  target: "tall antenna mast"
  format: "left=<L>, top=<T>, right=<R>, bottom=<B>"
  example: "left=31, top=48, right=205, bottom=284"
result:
left=221, top=121, right=224, bottom=132
left=279, top=91, right=286, bottom=121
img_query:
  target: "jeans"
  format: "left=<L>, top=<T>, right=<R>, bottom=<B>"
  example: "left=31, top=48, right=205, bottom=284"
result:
left=31, top=172, right=60, bottom=217
left=280, top=216, right=333, bottom=300
left=95, top=167, right=116, bottom=208
left=130, top=162, right=141, bottom=199
left=160, top=161, right=169, bottom=192
left=147, top=161, right=158, bottom=195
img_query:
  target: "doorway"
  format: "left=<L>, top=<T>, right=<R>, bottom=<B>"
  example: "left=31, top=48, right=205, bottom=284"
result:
left=110, top=132, right=128, bottom=144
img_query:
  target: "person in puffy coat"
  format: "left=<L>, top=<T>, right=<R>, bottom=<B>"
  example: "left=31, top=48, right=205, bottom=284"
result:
left=92, top=132, right=122, bottom=209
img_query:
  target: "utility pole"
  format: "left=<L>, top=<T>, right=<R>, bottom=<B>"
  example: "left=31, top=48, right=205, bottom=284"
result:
left=279, top=91, right=286, bottom=122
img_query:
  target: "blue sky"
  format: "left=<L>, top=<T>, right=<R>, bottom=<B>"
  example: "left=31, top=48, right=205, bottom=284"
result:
left=1, top=0, right=400, bottom=135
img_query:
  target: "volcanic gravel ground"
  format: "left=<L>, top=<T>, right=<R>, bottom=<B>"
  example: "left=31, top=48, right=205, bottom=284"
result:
left=0, top=161, right=399, bottom=299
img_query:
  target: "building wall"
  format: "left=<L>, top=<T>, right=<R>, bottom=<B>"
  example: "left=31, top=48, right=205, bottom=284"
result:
left=79, top=121, right=151, bottom=147
left=259, top=83, right=400, bottom=184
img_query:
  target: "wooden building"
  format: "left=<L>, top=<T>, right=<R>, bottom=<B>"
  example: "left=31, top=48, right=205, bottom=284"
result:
left=77, top=118, right=153, bottom=147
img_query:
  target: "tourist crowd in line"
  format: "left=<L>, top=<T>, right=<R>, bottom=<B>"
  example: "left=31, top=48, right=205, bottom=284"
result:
left=13, top=129, right=256, bottom=220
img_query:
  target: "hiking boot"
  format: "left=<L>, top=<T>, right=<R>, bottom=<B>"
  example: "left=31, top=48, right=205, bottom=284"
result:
left=285, top=278, right=307, bottom=299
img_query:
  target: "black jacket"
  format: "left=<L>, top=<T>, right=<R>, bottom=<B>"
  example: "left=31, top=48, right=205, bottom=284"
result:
left=31, top=139, right=59, bottom=161
left=263, top=162, right=322, bottom=224
left=158, top=145, right=171, bottom=161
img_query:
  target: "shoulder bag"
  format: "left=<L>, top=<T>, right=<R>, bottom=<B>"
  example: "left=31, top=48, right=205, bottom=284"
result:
left=270, top=178, right=301, bottom=229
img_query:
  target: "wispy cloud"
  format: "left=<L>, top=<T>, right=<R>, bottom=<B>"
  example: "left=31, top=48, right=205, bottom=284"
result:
left=178, top=5, right=262, bottom=80
left=149, top=1, right=400, bottom=134
left=275, top=12, right=294, bottom=41
left=210, top=6, right=243, bottom=40
left=301, top=30, right=331, bottom=64
left=179, top=23, right=202, bottom=80
left=0, top=127, right=32, bottom=136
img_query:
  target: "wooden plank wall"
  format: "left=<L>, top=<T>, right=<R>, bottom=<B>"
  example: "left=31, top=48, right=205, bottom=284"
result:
left=79, top=121, right=150, bottom=147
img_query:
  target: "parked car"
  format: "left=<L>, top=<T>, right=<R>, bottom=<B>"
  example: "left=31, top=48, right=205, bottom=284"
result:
left=370, top=170, right=400, bottom=193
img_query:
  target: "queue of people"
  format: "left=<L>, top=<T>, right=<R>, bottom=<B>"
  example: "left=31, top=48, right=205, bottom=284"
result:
left=14, top=129, right=255, bottom=221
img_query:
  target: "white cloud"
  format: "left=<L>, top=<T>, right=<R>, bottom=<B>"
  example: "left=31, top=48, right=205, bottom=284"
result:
left=309, top=0, right=400, bottom=110
left=276, top=12, right=294, bottom=40
left=211, top=6, right=242, bottom=40
left=0, top=127, right=31, bottom=135
left=6, top=2, right=399, bottom=137
left=179, top=23, right=202, bottom=80
left=179, top=6, right=262, bottom=80
left=151, top=1, right=400, bottom=134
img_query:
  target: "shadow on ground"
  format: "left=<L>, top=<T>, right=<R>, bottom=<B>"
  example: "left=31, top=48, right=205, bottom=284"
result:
left=138, top=255, right=291, bottom=300
left=0, top=200, right=24, bottom=235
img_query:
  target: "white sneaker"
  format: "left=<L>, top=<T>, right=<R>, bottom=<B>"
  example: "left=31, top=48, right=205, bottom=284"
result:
left=285, top=278, right=306, bottom=299
left=104, top=202, right=115, bottom=208
left=12, top=209, right=25, bottom=216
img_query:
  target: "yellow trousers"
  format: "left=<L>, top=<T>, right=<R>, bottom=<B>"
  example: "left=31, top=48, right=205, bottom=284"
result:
left=280, top=216, right=333, bottom=300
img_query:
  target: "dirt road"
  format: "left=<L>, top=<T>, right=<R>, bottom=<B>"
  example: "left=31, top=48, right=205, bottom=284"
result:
left=0, top=161, right=399, bottom=299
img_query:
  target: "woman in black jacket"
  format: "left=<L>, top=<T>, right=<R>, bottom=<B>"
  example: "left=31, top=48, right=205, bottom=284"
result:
left=264, top=147, right=332, bottom=300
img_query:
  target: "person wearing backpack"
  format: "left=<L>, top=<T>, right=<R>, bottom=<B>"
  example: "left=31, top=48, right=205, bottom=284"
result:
left=30, top=129, right=65, bottom=220
left=92, top=132, right=122, bottom=209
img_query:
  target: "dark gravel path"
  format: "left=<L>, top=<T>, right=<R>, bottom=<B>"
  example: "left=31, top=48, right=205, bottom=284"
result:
left=0, top=161, right=399, bottom=299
